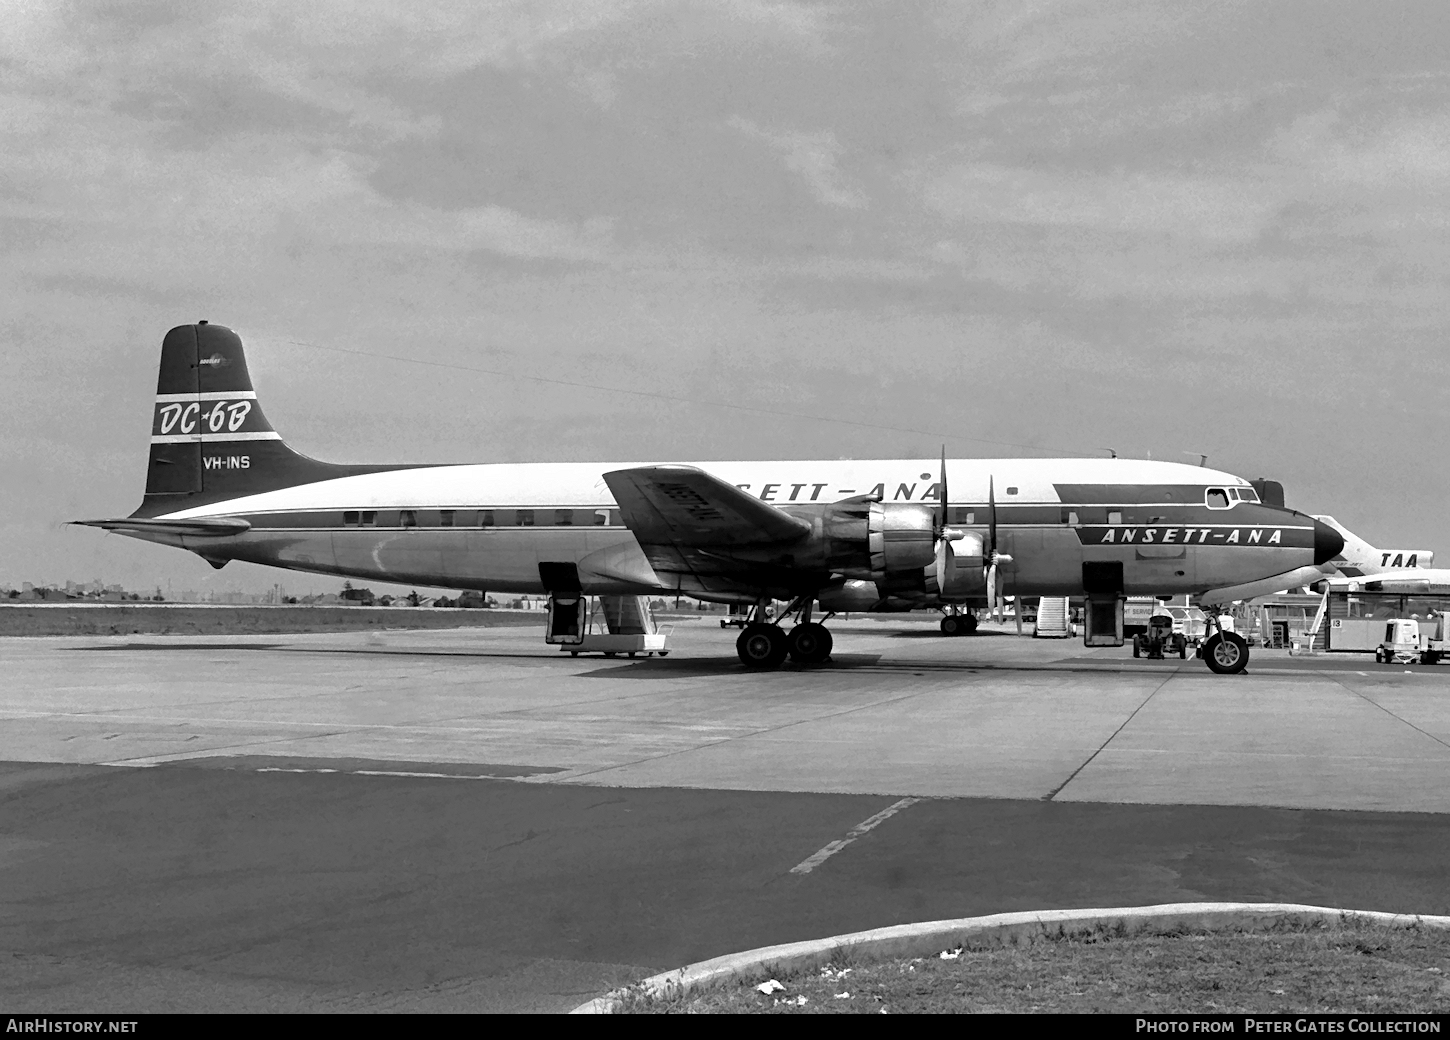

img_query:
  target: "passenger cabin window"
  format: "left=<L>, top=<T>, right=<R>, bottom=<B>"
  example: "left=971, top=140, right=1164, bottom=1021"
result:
left=594, top=509, right=610, bottom=527
left=949, top=507, right=975, bottom=524
left=1205, top=488, right=1231, bottom=510
left=400, top=510, right=417, bottom=528
left=439, top=510, right=455, bottom=527
left=517, top=509, right=534, bottom=527
left=1006, top=487, right=1019, bottom=495
left=479, top=510, right=494, bottom=527
left=1107, top=511, right=1122, bottom=526
left=361, top=511, right=377, bottom=527
left=555, top=509, right=573, bottom=526
left=343, top=510, right=360, bottom=526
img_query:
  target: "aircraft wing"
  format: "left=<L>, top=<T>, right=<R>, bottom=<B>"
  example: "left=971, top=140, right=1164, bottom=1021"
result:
left=603, top=465, right=811, bottom=547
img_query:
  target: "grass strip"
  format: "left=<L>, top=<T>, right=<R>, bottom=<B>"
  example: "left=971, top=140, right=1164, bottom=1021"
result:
left=618, top=920, right=1450, bottom=1014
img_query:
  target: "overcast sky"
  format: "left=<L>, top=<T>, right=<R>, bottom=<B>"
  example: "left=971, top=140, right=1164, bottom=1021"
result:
left=3, top=1, right=1449, bottom=593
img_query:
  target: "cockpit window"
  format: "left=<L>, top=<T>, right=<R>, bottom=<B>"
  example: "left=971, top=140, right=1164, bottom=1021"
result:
left=1205, top=488, right=1231, bottom=509
left=1239, top=487, right=1259, bottom=503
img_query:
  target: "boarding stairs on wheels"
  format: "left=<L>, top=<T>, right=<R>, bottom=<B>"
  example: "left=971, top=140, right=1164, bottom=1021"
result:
left=1033, top=596, right=1073, bottom=639
left=549, top=595, right=672, bottom=658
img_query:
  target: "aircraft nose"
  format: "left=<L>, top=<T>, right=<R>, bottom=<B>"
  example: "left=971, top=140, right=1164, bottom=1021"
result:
left=1313, top=517, right=1345, bottom=566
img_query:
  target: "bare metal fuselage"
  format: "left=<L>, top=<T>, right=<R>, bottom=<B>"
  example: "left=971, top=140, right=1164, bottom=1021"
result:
left=119, top=457, right=1329, bottom=604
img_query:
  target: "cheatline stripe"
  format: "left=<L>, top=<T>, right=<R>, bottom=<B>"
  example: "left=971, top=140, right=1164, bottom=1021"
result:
left=789, top=797, right=922, bottom=875
left=150, top=432, right=282, bottom=444
left=155, top=391, right=258, bottom=403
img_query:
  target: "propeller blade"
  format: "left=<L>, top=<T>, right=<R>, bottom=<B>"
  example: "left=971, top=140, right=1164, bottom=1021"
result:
left=988, top=475, right=997, bottom=557
left=938, top=446, right=948, bottom=535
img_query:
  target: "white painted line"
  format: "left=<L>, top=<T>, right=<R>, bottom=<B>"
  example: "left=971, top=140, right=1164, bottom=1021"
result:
left=789, top=797, right=921, bottom=875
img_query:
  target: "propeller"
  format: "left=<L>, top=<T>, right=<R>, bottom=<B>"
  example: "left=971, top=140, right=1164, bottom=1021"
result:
left=933, top=449, right=969, bottom=597
left=985, top=475, right=1013, bottom=622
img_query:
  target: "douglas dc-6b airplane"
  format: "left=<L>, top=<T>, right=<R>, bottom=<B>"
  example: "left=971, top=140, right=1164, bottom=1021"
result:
left=78, top=323, right=1345, bottom=674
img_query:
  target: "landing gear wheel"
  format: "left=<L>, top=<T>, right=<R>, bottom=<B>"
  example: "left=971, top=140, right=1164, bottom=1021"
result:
left=1132, top=636, right=1142, bottom=658
left=737, top=623, right=788, bottom=670
left=941, top=615, right=961, bottom=636
left=960, top=614, right=977, bottom=635
left=788, top=622, right=833, bottom=664
left=1203, top=632, right=1249, bottom=674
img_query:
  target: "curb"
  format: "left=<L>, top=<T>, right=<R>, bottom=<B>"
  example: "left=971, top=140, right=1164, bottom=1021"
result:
left=570, top=901, right=1450, bottom=1013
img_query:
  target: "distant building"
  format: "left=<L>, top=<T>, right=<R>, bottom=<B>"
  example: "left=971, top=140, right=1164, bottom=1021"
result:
left=339, top=586, right=375, bottom=607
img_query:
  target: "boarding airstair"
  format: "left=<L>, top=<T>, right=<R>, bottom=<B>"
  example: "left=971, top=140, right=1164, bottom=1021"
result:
left=555, top=595, right=672, bottom=658
left=1033, top=596, right=1073, bottom=639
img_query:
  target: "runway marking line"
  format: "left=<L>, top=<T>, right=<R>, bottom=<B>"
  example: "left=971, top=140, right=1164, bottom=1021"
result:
left=789, top=797, right=922, bottom=875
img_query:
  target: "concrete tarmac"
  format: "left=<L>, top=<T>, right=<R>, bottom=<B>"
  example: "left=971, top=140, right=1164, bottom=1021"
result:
left=4, top=618, right=1450, bottom=1011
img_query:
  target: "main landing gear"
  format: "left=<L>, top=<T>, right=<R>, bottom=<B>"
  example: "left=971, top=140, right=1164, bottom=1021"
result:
left=735, top=599, right=834, bottom=669
left=940, top=609, right=978, bottom=637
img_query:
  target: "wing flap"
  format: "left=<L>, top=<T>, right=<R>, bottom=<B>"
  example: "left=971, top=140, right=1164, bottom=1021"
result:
left=603, top=465, right=811, bottom=547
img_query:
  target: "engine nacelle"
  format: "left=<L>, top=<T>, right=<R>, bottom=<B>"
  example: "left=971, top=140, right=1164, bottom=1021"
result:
left=816, top=579, right=880, bottom=612
left=817, top=500, right=937, bottom=593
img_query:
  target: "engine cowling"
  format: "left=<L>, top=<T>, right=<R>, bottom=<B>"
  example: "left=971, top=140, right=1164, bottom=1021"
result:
left=816, top=500, right=937, bottom=590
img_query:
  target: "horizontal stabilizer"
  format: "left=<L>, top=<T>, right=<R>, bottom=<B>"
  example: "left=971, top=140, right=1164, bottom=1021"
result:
left=73, top=516, right=251, bottom=538
left=603, top=465, right=811, bottom=547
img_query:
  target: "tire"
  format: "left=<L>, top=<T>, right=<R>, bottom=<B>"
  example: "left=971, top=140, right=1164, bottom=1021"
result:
left=788, top=622, right=833, bottom=664
left=1132, top=637, right=1141, bottom=659
left=1204, top=632, right=1249, bottom=674
left=659, top=651, right=669, bottom=657
left=941, top=616, right=961, bottom=636
left=960, top=614, right=978, bottom=635
left=737, top=623, right=788, bottom=669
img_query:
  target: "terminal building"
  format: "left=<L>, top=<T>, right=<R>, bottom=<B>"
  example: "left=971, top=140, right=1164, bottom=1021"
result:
left=1323, top=582, right=1450, bottom=652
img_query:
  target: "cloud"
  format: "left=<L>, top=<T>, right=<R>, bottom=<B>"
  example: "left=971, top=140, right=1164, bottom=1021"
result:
left=1272, top=109, right=1450, bottom=190
left=727, top=117, right=867, bottom=209
left=920, top=161, right=1278, bottom=244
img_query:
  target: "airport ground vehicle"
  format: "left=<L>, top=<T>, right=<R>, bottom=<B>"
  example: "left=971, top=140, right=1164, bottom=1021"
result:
left=1132, top=613, right=1187, bottom=659
left=1375, top=616, right=1450, bottom=665
left=76, top=323, right=1345, bottom=675
left=1162, top=604, right=1208, bottom=646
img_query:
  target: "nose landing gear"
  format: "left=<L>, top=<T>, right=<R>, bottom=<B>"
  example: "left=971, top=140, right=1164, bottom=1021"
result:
left=1197, top=610, right=1249, bottom=674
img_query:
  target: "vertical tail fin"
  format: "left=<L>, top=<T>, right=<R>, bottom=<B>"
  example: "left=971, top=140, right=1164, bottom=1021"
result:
left=1312, top=515, right=1435, bottom=574
left=135, top=322, right=402, bottom=516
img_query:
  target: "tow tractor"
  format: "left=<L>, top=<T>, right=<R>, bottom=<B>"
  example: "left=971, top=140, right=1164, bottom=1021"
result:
left=1132, top=613, right=1187, bottom=659
left=1375, top=615, right=1450, bottom=665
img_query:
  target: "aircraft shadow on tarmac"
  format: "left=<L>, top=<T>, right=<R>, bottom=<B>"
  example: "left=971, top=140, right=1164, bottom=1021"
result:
left=67, top=641, right=1405, bottom=680
left=887, top=629, right=1015, bottom=639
